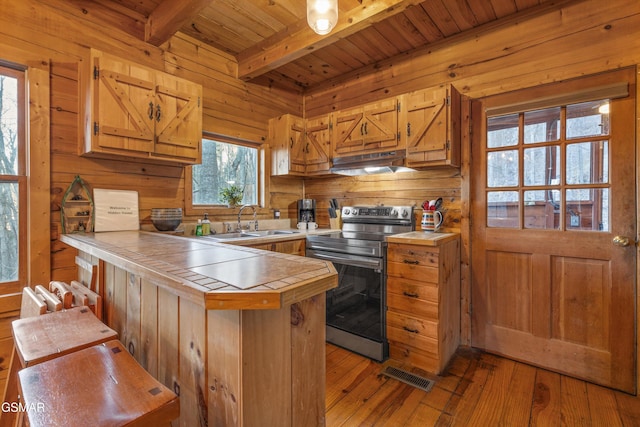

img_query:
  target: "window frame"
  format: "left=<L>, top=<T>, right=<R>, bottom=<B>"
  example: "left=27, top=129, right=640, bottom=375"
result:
left=0, top=64, right=27, bottom=290
left=185, top=132, right=267, bottom=216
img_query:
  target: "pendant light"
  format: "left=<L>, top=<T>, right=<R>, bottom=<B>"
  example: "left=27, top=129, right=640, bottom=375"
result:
left=307, top=0, right=338, bottom=35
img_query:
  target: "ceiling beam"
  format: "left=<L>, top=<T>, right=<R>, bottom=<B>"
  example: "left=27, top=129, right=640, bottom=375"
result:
left=237, top=0, right=425, bottom=81
left=145, top=0, right=212, bottom=46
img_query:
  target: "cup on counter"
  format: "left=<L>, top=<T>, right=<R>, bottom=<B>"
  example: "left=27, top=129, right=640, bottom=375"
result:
left=297, top=222, right=307, bottom=230
left=421, top=210, right=443, bottom=232
left=307, top=222, right=318, bottom=230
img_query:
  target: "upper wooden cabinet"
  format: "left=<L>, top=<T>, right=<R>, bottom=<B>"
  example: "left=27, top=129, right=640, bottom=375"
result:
left=81, top=49, right=203, bottom=165
left=399, top=84, right=461, bottom=168
left=331, top=97, right=400, bottom=157
left=269, top=113, right=331, bottom=176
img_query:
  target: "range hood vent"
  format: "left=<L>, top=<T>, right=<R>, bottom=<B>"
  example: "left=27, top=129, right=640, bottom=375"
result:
left=330, top=150, right=416, bottom=176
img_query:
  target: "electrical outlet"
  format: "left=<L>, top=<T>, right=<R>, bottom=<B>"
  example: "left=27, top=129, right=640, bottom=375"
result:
left=570, top=214, right=580, bottom=227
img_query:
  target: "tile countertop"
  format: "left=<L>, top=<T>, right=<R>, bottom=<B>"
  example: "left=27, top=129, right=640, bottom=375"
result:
left=60, top=231, right=337, bottom=310
left=386, top=231, right=460, bottom=246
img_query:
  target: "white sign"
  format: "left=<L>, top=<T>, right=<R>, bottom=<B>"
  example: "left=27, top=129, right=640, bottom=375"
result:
left=93, top=189, right=139, bottom=232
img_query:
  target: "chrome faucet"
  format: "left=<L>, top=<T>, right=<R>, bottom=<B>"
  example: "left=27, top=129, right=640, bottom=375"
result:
left=237, top=204, right=257, bottom=232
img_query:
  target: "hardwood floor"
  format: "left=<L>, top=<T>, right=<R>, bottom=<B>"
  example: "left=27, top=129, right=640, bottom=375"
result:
left=326, top=344, right=640, bottom=426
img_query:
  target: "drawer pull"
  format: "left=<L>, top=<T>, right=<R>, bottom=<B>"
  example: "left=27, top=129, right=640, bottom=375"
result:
left=403, top=326, right=419, bottom=334
left=403, top=291, right=419, bottom=298
left=403, top=259, right=419, bottom=265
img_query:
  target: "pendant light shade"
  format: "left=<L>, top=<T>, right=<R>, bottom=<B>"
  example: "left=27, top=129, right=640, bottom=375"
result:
left=307, top=0, right=338, bottom=35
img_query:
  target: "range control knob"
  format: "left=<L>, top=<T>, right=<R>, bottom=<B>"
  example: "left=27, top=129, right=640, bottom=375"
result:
left=390, top=209, right=398, bottom=217
left=400, top=208, right=409, bottom=218
left=342, top=208, right=350, bottom=216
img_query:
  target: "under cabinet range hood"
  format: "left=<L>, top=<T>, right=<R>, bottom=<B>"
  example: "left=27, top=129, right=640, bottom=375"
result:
left=330, top=150, right=416, bottom=176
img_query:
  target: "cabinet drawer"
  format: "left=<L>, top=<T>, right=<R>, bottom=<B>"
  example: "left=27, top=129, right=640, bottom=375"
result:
left=388, top=341, right=441, bottom=374
left=388, top=243, right=439, bottom=266
left=387, top=276, right=438, bottom=302
left=387, top=325, right=438, bottom=356
left=387, top=261, right=439, bottom=283
left=387, top=292, right=438, bottom=320
left=387, top=310, right=438, bottom=340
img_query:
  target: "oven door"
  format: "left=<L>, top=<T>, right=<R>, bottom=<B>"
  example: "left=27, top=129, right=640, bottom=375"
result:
left=306, top=248, right=388, bottom=361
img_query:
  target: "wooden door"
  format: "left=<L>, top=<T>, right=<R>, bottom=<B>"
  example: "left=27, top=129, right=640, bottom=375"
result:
left=471, top=69, right=636, bottom=393
left=153, top=73, right=203, bottom=163
left=402, top=84, right=461, bottom=167
left=92, top=53, right=155, bottom=153
left=304, top=115, right=331, bottom=175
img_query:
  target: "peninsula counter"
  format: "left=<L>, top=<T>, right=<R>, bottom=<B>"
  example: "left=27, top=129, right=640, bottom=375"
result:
left=61, top=231, right=337, bottom=427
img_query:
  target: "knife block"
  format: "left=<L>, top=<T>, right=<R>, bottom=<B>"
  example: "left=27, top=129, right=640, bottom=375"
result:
left=329, top=214, right=342, bottom=230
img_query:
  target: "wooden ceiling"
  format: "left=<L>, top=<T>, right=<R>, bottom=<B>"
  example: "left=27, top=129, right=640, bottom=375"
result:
left=73, top=0, right=560, bottom=92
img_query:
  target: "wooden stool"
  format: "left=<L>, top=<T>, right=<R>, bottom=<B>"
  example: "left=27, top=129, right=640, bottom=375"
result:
left=12, top=305, right=117, bottom=367
left=18, top=340, right=179, bottom=426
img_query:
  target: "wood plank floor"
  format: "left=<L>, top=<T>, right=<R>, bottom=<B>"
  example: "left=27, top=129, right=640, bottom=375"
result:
left=326, top=344, right=640, bottom=426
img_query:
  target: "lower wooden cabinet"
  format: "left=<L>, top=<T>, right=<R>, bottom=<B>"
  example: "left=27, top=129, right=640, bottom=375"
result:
left=386, top=238, right=460, bottom=374
left=249, top=238, right=306, bottom=256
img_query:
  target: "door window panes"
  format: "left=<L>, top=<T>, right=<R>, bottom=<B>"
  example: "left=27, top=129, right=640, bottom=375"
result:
left=524, top=146, right=560, bottom=186
left=0, top=182, right=19, bottom=282
left=486, top=98, right=610, bottom=231
left=487, top=150, right=518, bottom=187
left=567, top=100, right=610, bottom=138
left=487, top=191, right=519, bottom=228
left=566, top=141, right=608, bottom=185
left=524, top=107, right=560, bottom=144
left=487, top=114, right=519, bottom=148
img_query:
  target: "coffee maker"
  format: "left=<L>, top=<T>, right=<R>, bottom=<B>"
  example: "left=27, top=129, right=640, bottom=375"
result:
left=297, top=199, right=316, bottom=223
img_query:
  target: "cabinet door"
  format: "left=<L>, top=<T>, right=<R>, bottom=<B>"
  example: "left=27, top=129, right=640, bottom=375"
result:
left=92, top=54, right=155, bottom=154
left=331, top=106, right=364, bottom=156
left=304, top=115, right=331, bottom=175
left=402, top=85, right=460, bottom=167
left=269, top=114, right=306, bottom=176
left=153, top=73, right=203, bottom=163
left=332, top=97, right=399, bottom=156
left=361, top=97, right=399, bottom=151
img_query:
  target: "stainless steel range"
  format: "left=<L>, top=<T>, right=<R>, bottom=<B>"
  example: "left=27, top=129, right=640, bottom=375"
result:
left=306, top=205, right=414, bottom=361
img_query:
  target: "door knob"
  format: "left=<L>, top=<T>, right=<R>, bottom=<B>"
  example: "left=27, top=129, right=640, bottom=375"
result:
left=612, top=235, right=632, bottom=247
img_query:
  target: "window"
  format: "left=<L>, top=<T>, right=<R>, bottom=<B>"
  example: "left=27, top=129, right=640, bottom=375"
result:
left=0, top=65, right=26, bottom=286
left=486, top=99, right=611, bottom=231
left=188, top=135, right=260, bottom=210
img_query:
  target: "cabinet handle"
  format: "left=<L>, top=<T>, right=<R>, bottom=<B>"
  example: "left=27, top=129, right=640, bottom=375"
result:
left=148, top=102, right=154, bottom=120
left=403, top=259, right=419, bottom=265
left=403, top=326, right=419, bottom=334
left=360, top=123, right=364, bottom=135
left=364, top=122, right=368, bottom=135
left=290, top=137, right=294, bottom=148
left=403, top=291, right=419, bottom=298
left=155, top=104, right=162, bottom=122
left=306, top=142, right=310, bottom=153
left=407, top=122, right=411, bottom=137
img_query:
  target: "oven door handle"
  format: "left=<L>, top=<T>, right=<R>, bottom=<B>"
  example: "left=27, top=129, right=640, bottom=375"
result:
left=308, top=251, right=382, bottom=270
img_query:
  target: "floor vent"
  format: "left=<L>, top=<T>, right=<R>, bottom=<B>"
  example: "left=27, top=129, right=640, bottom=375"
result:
left=381, top=366, right=435, bottom=393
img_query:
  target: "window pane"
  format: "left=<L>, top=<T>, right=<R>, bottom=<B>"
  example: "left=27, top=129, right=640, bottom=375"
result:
left=0, top=75, right=19, bottom=175
left=524, top=190, right=559, bottom=230
left=566, top=188, right=608, bottom=231
left=524, top=146, right=560, bottom=186
left=0, top=182, right=19, bottom=283
left=487, top=150, right=518, bottom=187
left=192, top=139, right=258, bottom=205
left=487, top=191, right=519, bottom=228
left=567, top=100, right=609, bottom=138
left=566, top=141, right=608, bottom=184
left=487, top=114, right=519, bottom=148
left=524, top=107, right=560, bottom=144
